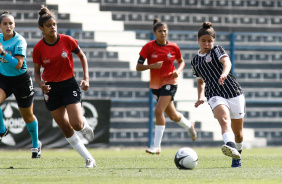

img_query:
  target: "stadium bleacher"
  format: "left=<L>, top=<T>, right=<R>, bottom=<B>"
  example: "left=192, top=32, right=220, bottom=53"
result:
left=1, top=0, right=281, bottom=147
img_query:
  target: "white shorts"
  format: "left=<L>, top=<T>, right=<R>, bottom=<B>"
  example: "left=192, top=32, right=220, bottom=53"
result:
left=208, top=94, right=246, bottom=119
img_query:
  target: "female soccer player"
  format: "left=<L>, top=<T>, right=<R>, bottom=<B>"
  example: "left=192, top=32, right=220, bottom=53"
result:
left=191, top=22, right=245, bottom=167
left=0, top=11, right=41, bottom=158
left=136, top=19, right=197, bottom=155
left=33, top=5, right=95, bottom=168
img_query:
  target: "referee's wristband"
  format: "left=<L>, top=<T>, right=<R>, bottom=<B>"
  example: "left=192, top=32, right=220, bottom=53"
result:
left=4, top=53, right=19, bottom=67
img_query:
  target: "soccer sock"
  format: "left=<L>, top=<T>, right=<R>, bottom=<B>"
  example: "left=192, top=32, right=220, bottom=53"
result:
left=236, top=142, right=243, bottom=152
left=66, top=133, right=94, bottom=160
left=0, top=108, right=6, bottom=133
left=154, top=125, right=165, bottom=147
left=222, top=132, right=235, bottom=145
left=26, top=118, right=39, bottom=148
left=79, top=117, right=87, bottom=132
left=176, top=113, right=192, bottom=130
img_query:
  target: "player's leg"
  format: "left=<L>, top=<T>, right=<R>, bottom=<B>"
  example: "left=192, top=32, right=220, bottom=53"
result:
left=146, top=95, right=171, bottom=154
left=51, top=106, right=95, bottom=168
left=14, top=73, right=40, bottom=157
left=66, top=103, right=94, bottom=142
left=0, top=88, right=8, bottom=141
left=213, top=104, right=240, bottom=159
left=229, top=94, right=245, bottom=167
left=231, top=118, right=244, bottom=167
left=18, top=104, right=41, bottom=158
left=165, top=102, right=197, bottom=141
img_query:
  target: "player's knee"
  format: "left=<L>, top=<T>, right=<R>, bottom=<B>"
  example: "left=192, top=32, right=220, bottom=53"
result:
left=168, top=113, right=178, bottom=122
left=154, top=107, right=164, bottom=117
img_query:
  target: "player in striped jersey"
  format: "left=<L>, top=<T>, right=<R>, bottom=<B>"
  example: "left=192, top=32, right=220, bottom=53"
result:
left=191, top=22, right=245, bottom=167
left=137, top=19, right=197, bottom=155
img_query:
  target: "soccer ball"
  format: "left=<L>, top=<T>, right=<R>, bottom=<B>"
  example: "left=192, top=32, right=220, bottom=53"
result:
left=174, top=147, right=198, bottom=170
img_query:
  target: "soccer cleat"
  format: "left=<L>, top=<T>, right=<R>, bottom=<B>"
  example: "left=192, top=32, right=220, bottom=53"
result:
left=231, top=158, right=241, bottom=168
left=31, top=141, right=42, bottom=158
left=232, top=150, right=242, bottom=168
left=80, top=121, right=94, bottom=142
left=0, top=129, right=8, bottom=142
left=146, top=145, right=161, bottom=155
left=188, top=120, right=197, bottom=141
left=221, top=142, right=241, bottom=160
left=85, top=158, right=96, bottom=168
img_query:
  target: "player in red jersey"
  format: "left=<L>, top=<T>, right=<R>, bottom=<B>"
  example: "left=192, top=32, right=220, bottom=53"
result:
left=136, top=19, right=197, bottom=154
left=33, top=5, right=95, bottom=168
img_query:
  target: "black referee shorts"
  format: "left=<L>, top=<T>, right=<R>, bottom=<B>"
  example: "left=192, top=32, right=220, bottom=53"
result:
left=0, top=72, right=34, bottom=108
left=44, top=77, right=81, bottom=111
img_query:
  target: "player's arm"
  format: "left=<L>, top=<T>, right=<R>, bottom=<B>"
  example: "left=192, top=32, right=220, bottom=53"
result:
left=195, top=78, right=205, bottom=108
left=0, top=43, right=23, bottom=70
left=218, top=56, right=232, bottom=85
left=34, top=63, right=51, bottom=93
left=76, top=49, right=89, bottom=91
left=136, top=55, right=163, bottom=71
left=173, top=56, right=185, bottom=78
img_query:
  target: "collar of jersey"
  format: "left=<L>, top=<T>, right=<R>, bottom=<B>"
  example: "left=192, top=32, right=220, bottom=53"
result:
left=197, top=49, right=210, bottom=57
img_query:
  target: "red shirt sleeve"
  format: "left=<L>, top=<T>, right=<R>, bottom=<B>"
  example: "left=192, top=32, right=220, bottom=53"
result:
left=139, top=42, right=150, bottom=60
left=32, top=42, right=42, bottom=65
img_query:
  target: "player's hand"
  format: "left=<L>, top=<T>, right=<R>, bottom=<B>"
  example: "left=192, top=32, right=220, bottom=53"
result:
left=41, top=81, right=51, bottom=93
left=195, top=98, right=204, bottom=108
left=218, top=74, right=227, bottom=85
left=80, top=79, right=89, bottom=91
left=151, top=61, right=163, bottom=69
left=172, top=70, right=179, bottom=78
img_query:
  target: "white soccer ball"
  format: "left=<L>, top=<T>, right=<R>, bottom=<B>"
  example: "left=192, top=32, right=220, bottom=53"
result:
left=174, top=147, right=198, bottom=170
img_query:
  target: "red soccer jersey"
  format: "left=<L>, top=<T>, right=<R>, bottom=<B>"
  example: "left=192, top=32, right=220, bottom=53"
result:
left=139, top=40, right=182, bottom=89
left=33, top=34, right=78, bottom=82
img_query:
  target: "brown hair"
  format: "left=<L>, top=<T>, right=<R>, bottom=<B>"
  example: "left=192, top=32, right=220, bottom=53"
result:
left=38, top=5, right=56, bottom=27
left=0, top=11, right=14, bottom=24
left=152, top=18, right=167, bottom=32
left=198, top=22, right=216, bottom=39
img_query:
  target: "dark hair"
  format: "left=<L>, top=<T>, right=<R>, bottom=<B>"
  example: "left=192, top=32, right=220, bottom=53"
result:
left=152, top=18, right=167, bottom=32
left=38, top=5, right=56, bottom=27
left=198, top=22, right=216, bottom=39
left=0, top=11, right=14, bottom=24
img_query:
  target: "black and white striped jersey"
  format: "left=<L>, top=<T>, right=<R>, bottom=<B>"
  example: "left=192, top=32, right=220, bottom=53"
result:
left=191, top=45, right=243, bottom=100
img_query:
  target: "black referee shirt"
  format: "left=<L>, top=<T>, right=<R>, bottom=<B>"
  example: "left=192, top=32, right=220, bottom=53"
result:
left=191, top=45, right=243, bottom=100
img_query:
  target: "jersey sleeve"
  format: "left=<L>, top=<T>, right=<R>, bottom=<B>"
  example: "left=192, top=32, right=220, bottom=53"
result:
left=14, top=38, right=27, bottom=57
left=175, top=44, right=182, bottom=61
left=191, top=60, right=202, bottom=79
left=32, top=44, right=41, bottom=65
left=214, top=45, right=228, bottom=60
left=67, top=35, right=79, bottom=53
left=139, top=43, right=149, bottom=60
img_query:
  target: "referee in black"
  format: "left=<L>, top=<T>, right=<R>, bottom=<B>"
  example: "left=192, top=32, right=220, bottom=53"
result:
left=191, top=22, right=245, bottom=168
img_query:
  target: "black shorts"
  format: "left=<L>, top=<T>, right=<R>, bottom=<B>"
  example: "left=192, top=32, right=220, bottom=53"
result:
left=44, top=77, right=81, bottom=111
left=151, top=84, right=177, bottom=101
left=0, top=72, right=34, bottom=108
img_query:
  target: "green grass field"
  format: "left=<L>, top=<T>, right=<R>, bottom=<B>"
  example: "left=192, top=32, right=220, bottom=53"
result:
left=0, top=147, right=281, bottom=184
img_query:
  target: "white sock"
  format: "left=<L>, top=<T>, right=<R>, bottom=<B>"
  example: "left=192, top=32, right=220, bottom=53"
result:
left=80, top=116, right=87, bottom=131
left=177, top=113, right=192, bottom=129
left=66, top=133, right=94, bottom=160
left=222, top=132, right=235, bottom=144
left=154, top=125, right=165, bottom=147
left=236, top=142, right=243, bottom=151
